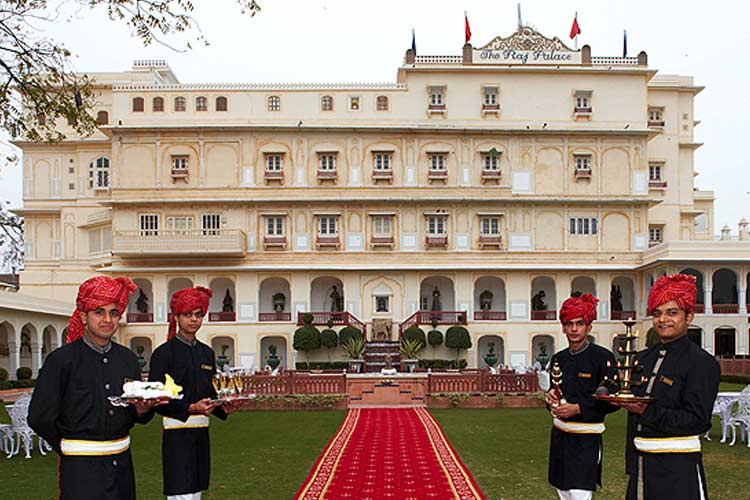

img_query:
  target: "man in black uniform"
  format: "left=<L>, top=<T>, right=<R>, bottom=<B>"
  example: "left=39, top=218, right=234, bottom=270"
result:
left=546, top=293, right=618, bottom=500
left=28, top=276, right=161, bottom=500
left=619, top=273, right=720, bottom=500
left=149, top=286, right=236, bottom=500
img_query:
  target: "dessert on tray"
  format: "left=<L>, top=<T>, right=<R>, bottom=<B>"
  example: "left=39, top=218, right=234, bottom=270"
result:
left=109, top=374, right=183, bottom=406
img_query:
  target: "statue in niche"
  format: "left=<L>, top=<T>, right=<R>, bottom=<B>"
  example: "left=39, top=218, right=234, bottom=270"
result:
left=222, top=289, right=234, bottom=313
left=135, top=289, right=149, bottom=313
left=431, top=287, right=442, bottom=311
left=329, top=285, right=343, bottom=312
left=611, top=285, right=623, bottom=311
left=531, top=290, right=547, bottom=311
left=479, top=290, right=494, bottom=311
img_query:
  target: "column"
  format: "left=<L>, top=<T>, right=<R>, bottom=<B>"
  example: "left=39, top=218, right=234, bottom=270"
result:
left=739, top=287, right=747, bottom=315
left=598, top=274, right=612, bottom=320
left=8, top=339, right=18, bottom=381
left=704, top=289, right=712, bottom=315
left=31, top=341, right=42, bottom=378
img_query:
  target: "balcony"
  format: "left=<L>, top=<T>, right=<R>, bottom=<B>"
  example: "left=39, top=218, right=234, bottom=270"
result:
left=531, top=310, right=557, bottom=321
left=425, top=236, right=448, bottom=248
left=574, top=107, right=592, bottom=114
left=473, top=310, right=507, bottom=321
left=694, top=304, right=706, bottom=314
left=481, top=169, right=502, bottom=182
left=428, top=103, right=446, bottom=113
left=264, top=170, right=284, bottom=182
left=574, top=169, right=592, bottom=179
left=259, top=312, right=292, bottom=322
left=297, top=311, right=366, bottom=334
left=372, top=169, right=393, bottom=182
left=370, top=236, right=394, bottom=248
left=127, top=313, right=153, bottom=323
left=648, top=240, right=662, bottom=248
left=209, top=311, right=236, bottom=322
left=263, top=236, right=287, bottom=249
left=317, top=169, right=337, bottom=181
left=648, top=120, right=665, bottom=128
left=170, top=168, right=188, bottom=180
left=479, top=235, right=502, bottom=249
left=113, top=230, right=246, bottom=257
left=399, top=310, right=468, bottom=336
left=649, top=180, right=668, bottom=189
left=428, top=169, right=448, bottom=181
left=481, top=104, right=500, bottom=113
left=610, top=310, right=637, bottom=321
left=316, top=235, right=340, bottom=249
left=712, top=304, right=739, bottom=314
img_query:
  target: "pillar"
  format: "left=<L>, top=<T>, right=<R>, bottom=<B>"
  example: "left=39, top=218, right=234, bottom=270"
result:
left=704, top=289, right=712, bottom=315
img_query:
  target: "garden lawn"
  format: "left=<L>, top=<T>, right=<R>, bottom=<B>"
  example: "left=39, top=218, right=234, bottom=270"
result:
left=1, top=408, right=749, bottom=500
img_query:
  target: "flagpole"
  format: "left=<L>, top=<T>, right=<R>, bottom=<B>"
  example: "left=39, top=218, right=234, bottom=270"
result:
left=517, top=3, right=522, bottom=28
left=574, top=12, right=578, bottom=50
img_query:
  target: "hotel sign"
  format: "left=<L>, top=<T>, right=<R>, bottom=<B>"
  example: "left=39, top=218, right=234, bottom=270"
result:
left=474, top=27, right=581, bottom=65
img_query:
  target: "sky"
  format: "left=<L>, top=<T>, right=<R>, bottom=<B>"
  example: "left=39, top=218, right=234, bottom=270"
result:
left=1, top=0, right=748, bottom=232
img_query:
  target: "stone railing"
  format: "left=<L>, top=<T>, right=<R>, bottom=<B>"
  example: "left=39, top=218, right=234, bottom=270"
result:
left=113, top=230, right=246, bottom=257
left=718, top=356, right=750, bottom=377
left=428, top=370, right=539, bottom=394
left=399, top=310, right=468, bottom=335
left=297, top=311, right=367, bottom=334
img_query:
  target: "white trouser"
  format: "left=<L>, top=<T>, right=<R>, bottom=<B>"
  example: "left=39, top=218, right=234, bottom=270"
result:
left=167, top=493, right=201, bottom=500
left=556, top=489, right=592, bottom=500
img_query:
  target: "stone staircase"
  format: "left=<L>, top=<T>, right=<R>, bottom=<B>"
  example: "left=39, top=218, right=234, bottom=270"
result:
left=364, top=341, right=401, bottom=372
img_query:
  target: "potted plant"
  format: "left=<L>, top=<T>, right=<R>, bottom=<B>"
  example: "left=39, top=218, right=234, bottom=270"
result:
left=272, top=292, right=286, bottom=312
left=445, top=325, right=471, bottom=368
left=341, top=337, right=365, bottom=373
left=135, top=345, right=147, bottom=372
left=293, top=322, right=321, bottom=367
left=483, top=343, right=498, bottom=369
left=400, top=338, right=424, bottom=373
left=217, top=344, right=230, bottom=370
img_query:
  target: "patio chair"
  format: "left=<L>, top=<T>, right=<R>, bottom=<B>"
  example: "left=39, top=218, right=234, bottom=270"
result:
left=6, top=393, right=37, bottom=459
left=705, top=394, right=737, bottom=442
left=728, top=386, right=750, bottom=448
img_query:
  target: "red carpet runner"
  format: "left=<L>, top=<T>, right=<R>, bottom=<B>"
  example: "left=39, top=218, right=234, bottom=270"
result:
left=293, top=408, right=487, bottom=500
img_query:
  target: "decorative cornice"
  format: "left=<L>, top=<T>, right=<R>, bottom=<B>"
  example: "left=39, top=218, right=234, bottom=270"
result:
left=112, top=82, right=406, bottom=92
left=478, top=26, right=576, bottom=52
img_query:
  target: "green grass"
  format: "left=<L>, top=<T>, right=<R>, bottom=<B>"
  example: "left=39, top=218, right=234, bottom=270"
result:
left=719, top=382, right=747, bottom=392
left=1, top=408, right=748, bottom=499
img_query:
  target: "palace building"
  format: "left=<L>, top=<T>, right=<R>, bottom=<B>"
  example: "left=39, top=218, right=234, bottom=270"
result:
left=5, top=27, right=749, bottom=377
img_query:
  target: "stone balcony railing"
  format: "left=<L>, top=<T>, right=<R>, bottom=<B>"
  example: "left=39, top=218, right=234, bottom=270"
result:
left=113, top=230, right=246, bottom=257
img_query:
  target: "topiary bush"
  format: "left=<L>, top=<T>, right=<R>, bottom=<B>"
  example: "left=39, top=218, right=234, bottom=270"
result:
left=16, top=366, right=33, bottom=380
left=338, top=326, right=363, bottom=346
left=320, top=328, right=339, bottom=361
left=300, top=312, right=314, bottom=325
left=427, top=329, right=443, bottom=347
left=0, top=367, right=8, bottom=382
left=402, top=326, right=426, bottom=347
left=293, top=325, right=321, bottom=353
left=445, top=326, right=472, bottom=362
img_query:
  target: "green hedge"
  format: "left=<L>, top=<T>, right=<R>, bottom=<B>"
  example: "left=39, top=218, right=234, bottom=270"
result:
left=0, top=367, right=8, bottom=382
left=403, top=326, right=426, bottom=346
left=427, top=329, right=443, bottom=347
left=445, top=326, right=472, bottom=349
left=338, top=326, right=363, bottom=346
left=721, top=375, right=750, bottom=385
left=417, top=359, right=468, bottom=369
left=293, top=325, right=321, bottom=351
left=0, top=379, right=36, bottom=390
left=16, top=367, right=32, bottom=380
left=295, top=361, right=349, bottom=370
left=320, top=329, right=339, bottom=349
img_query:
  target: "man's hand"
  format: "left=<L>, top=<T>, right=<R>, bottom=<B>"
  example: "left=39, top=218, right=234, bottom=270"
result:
left=132, top=398, right=168, bottom=415
left=545, top=390, right=560, bottom=407
left=551, top=402, right=581, bottom=420
left=617, top=402, right=648, bottom=415
left=189, top=398, right=221, bottom=416
left=222, top=399, right=240, bottom=415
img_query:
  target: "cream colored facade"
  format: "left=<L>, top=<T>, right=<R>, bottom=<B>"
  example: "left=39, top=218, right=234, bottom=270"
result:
left=8, top=28, right=750, bottom=373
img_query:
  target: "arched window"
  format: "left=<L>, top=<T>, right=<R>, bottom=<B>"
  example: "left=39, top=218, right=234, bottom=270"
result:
left=196, top=96, right=208, bottom=112
left=174, top=96, right=186, bottom=112
left=132, top=97, right=144, bottom=112
left=96, top=110, right=109, bottom=125
left=152, top=97, right=164, bottom=112
left=216, top=96, right=228, bottom=112
left=376, top=95, right=389, bottom=111
left=267, top=95, right=280, bottom=111
left=89, top=157, right=110, bottom=189
left=321, top=95, right=334, bottom=111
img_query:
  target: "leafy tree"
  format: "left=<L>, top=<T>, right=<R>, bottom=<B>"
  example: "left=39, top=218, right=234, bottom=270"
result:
left=402, top=326, right=426, bottom=347
left=427, top=329, right=443, bottom=347
left=0, top=0, right=261, bottom=143
left=293, top=324, right=320, bottom=363
left=319, top=328, right=338, bottom=361
left=338, top=326, right=362, bottom=346
left=445, top=326, right=472, bottom=362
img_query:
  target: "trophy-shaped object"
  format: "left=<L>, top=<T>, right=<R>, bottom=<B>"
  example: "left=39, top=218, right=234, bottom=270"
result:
left=550, top=360, right=566, bottom=406
left=595, top=317, right=655, bottom=404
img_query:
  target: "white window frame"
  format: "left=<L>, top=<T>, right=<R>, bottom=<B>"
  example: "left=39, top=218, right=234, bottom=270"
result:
left=318, top=216, right=339, bottom=236
left=372, top=216, right=393, bottom=237
left=649, top=226, right=663, bottom=243
left=574, top=154, right=592, bottom=172
left=88, top=227, right=113, bottom=255
left=171, top=155, right=189, bottom=172
left=569, top=217, right=598, bottom=236
left=88, top=157, right=110, bottom=189
left=426, top=215, right=447, bottom=236
left=167, top=216, right=194, bottom=235
left=139, top=214, right=159, bottom=236
left=267, top=95, right=281, bottom=112
left=482, top=86, right=498, bottom=106
left=373, top=152, right=392, bottom=172
left=318, top=153, right=337, bottom=172
left=648, top=107, right=664, bottom=123
left=265, top=154, right=283, bottom=172
left=480, top=216, right=501, bottom=236
left=429, top=88, right=445, bottom=107
left=265, top=216, right=285, bottom=237
left=649, top=163, right=663, bottom=181
left=482, top=153, right=500, bottom=171
left=201, top=213, right=221, bottom=236
left=428, top=153, right=447, bottom=172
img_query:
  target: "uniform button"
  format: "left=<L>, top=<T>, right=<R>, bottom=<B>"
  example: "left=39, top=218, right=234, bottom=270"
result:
left=112, top=460, right=118, bottom=466
left=105, top=383, right=110, bottom=390
left=108, top=409, right=115, bottom=416
left=103, top=358, right=109, bottom=364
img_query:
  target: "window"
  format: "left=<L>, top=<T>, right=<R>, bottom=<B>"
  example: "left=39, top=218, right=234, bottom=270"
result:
left=265, top=154, right=283, bottom=171
left=375, top=295, right=390, bottom=313
left=376, top=95, right=389, bottom=111
left=88, top=157, right=110, bottom=189
left=482, top=86, right=499, bottom=108
left=480, top=217, right=501, bottom=236
left=152, top=97, right=164, bottom=112
left=318, top=216, right=338, bottom=236
left=88, top=227, right=112, bottom=255
left=216, top=96, right=228, bottom=112
left=318, top=153, right=337, bottom=171
left=174, top=96, right=186, bottom=112
left=372, top=216, right=393, bottom=236
left=267, top=95, right=280, bottom=111
left=321, top=95, right=334, bottom=111
left=201, top=214, right=221, bottom=235
left=428, top=153, right=447, bottom=171
left=196, top=96, right=208, bottom=112
left=648, top=107, right=665, bottom=126
left=426, top=215, right=446, bottom=236
left=171, top=155, right=189, bottom=175
left=649, top=163, right=663, bottom=181
left=649, top=226, right=663, bottom=245
left=132, top=97, right=144, bottom=112
left=167, top=216, right=194, bottom=235
left=349, top=96, right=360, bottom=111
left=373, top=152, right=392, bottom=172
left=265, top=216, right=284, bottom=236
left=569, top=217, right=598, bottom=235
left=96, top=110, right=109, bottom=125
left=482, top=151, right=501, bottom=171
left=574, top=154, right=592, bottom=176
left=574, top=90, right=592, bottom=112
left=139, top=214, right=159, bottom=236
left=428, top=87, right=445, bottom=109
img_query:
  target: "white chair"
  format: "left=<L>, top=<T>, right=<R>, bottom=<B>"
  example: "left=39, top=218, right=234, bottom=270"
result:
left=0, top=422, right=12, bottom=454
left=728, top=386, right=750, bottom=447
left=705, top=395, right=736, bottom=442
left=7, top=393, right=36, bottom=459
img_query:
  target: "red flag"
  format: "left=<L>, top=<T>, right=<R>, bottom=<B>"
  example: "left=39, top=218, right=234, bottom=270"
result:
left=465, top=12, right=472, bottom=44
left=569, top=14, right=581, bottom=39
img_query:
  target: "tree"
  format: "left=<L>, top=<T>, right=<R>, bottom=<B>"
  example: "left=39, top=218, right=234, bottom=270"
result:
left=402, top=326, right=426, bottom=348
left=319, top=328, right=338, bottom=361
left=0, top=199, right=23, bottom=272
left=445, top=326, right=472, bottom=363
left=338, top=326, right=362, bottom=347
left=0, top=0, right=261, bottom=143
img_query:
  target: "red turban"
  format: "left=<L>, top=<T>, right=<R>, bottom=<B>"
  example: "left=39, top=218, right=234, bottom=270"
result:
left=168, top=286, right=212, bottom=339
left=559, top=293, right=599, bottom=325
left=648, top=273, right=697, bottom=315
left=67, top=276, right=136, bottom=343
